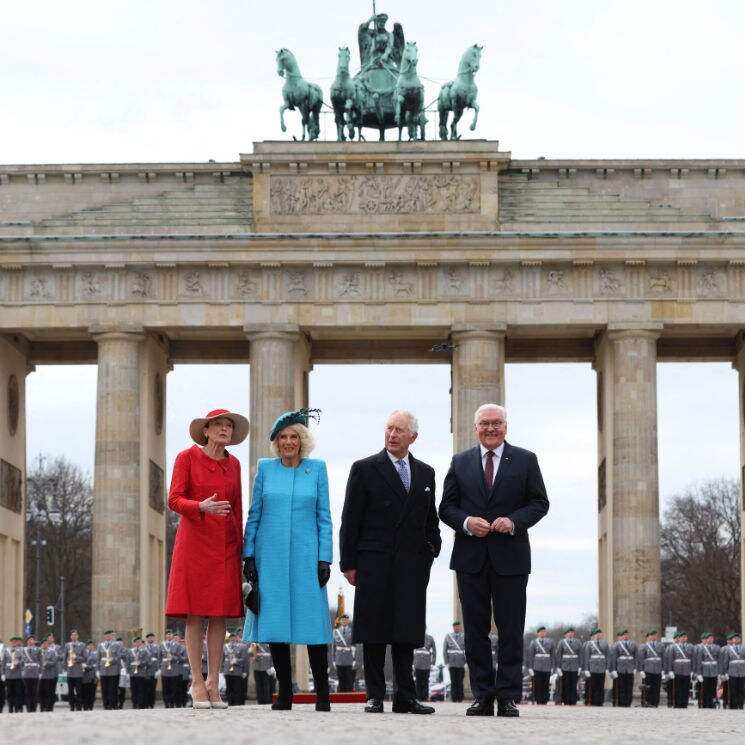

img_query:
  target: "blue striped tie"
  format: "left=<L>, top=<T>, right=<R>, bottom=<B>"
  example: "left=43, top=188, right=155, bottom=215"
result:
left=396, top=459, right=410, bottom=492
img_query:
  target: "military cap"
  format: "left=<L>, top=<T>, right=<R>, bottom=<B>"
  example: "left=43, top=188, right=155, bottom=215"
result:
left=645, top=629, right=657, bottom=637
left=700, top=631, right=713, bottom=639
left=536, top=625, right=546, bottom=632
left=590, top=627, right=601, bottom=636
left=104, top=629, right=114, bottom=635
left=133, top=636, right=142, bottom=642
left=146, top=632, right=155, bottom=637
left=452, top=620, right=462, bottom=626
left=564, top=626, right=575, bottom=633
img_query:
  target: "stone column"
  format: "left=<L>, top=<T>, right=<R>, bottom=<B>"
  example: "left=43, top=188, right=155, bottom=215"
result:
left=595, top=328, right=661, bottom=643
left=91, top=327, right=145, bottom=641
left=0, top=336, right=28, bottom=642
left=246, top=325, right=312, bottom=690
left=734, top=333, right=745, bottom=633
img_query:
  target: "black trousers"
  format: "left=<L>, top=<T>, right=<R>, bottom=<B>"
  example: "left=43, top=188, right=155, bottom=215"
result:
left=533, top=671, right=550, bottom=704
left=6, top=679, right=25, bottom=712
left=673, top=674, right=690, bottom=708
left=642, top=673, right=661, bottom=707
left=254, top=669, right=274, bottom=704
left=614, top=673, right=633, bottom=707
left=81, top=680, right=96, bottom=710
left=586, top=673, right=605, bottom=706
left=39, top=678, right=57, bottom=711
left=414, top=668, right=430, bottom=701
left=0, top=678, right=5, bottom=712
left=363, top=643, right=416, bottom=702
left=99, top=674, right=119, bottom=710
left=130, top=677, right=148, bottom=708
left=67, top=676, right=83, bottom=711
left=457, top=570, right=527, bottom=702
left=161, top=675, right=180, bottom=708
left=727, top=676, right=745, bottom=709
left=225, top=674, right=243, bottom=706
left=23, top=678, right=40, bottom=711
left=336, top=665, right=355, bottom=692
left=558, top=671, right=578, bottom=705
left=147, top=676, right=157, bottom=708
left=449, top=667, right=465, bottom=701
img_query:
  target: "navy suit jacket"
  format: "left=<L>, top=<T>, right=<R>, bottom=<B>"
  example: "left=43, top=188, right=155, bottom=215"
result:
left=439, top=442, right=549, bottom=575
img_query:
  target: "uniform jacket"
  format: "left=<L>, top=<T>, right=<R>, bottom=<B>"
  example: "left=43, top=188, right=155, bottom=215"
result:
left=554, top=637, right=582, bottom=672
left=693, top=643, right=720, bottom=678
left=439, top=442, right=549, bottom=575
left=243, top=457, right=333, bottom=645
left=663, top=642, right=693, bottom=676
left=527, top=637, right=555, bottom=672
left=339, top=449, right=441, bottom=646
left=333, top=625, right=355, bottom=667
left=63, top=641, right=87, bottom=677
left=443, top=631, right=466, bottom=667
left=720, top=644, right=745, bottom=678
left=609, top=640, right=637, bottom=675
left=635, top=640, right=664, bottom=674
left=413, top=633, right=437, bottom=670
left=580, top=639, right=609, bottom=673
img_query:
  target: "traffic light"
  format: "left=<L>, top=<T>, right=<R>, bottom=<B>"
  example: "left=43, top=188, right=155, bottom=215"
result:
left=45, top=605, right=55, bottom=626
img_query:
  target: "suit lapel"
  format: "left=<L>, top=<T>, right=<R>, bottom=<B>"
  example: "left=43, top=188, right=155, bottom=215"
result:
left=374, top=449, right=408, bottom=501
left=469, top=446, right=489, bottom=501
left=489, top=442, right=512, bottom=500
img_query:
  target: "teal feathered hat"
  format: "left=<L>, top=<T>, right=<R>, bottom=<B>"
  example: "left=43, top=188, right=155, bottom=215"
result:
left=269, top=408, right=322, bottom=441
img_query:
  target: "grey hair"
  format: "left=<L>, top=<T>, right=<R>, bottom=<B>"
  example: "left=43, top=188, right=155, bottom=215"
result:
left=387, top=410, right=419, bottom=435
left=473, top=403, right=507, bottom=425
left=269, top=422, right=316, bottom=457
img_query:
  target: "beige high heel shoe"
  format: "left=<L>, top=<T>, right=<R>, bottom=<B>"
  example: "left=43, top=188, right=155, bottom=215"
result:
left=189, top=688, right=211, bottom=710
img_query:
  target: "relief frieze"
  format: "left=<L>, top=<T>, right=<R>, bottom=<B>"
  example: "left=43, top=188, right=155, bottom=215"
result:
left=235, top=271, right=260, bottom=297
left=130, top=271, right=154, bottom=298
left=270, top=174, right=480, bottom=215
left=648, top=272, right=674, bottom=294
left=336, top=272, right=361, bottom=298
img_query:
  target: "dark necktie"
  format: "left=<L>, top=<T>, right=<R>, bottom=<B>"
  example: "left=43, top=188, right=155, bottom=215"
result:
left=484, top=450, right=494, bottom=488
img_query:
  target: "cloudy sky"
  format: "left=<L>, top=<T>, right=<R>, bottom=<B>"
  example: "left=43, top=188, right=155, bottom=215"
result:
left=7, top=0, right=744, bottom=653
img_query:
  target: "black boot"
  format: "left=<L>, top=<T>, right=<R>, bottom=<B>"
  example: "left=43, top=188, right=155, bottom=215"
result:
left=269, top=643, right=293, bottom=710
left=308, top=644, right=330, bottom=711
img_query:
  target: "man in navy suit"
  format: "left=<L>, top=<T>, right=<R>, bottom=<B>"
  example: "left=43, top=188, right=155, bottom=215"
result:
left=340, top=410, right=441, bottom=714
left=439, top=403, right=549, bottom=717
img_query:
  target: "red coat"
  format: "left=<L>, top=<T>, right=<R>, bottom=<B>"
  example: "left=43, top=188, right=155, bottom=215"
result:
left=165, top=445, right=244, bottom=619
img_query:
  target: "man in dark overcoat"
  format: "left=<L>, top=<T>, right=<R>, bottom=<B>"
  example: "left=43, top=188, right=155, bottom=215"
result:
left=340, top=410, right=441, bottom=714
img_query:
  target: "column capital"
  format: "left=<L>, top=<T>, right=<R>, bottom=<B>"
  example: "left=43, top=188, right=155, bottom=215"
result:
left=605, top=324, right=662, bottom=342
left=244, top=324, right=301, bottom=343
left=89, top=324, right=145, bottom=342
left=451, top=324, right=507, bottom=342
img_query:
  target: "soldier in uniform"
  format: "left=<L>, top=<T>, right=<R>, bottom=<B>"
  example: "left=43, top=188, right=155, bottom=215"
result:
left=413, top=629, right=436, bottom=701
left=720, top=631, right=745, bottom=709
left=333, top=615, right=356, bottom=692
left=97, top=629, right=124, bottom=710
left=45, top=633, right=61, bottom=704
left=636, top=629, right=663, bottom=707
left=222, top=632, right=245, bottom=706
left=0, top=638, right=5, bottom=713
left=3, top=636, right=25, bottom=712
left=251, top=642, right=275, bottom=704
left=443, top=621, right=466, bottom=702
left=80, top=639, right=98, bottom=710
left=39, top=638, right=59, bottom=711
left=159, top=628, right=183, bottom=708
left=144, top=632, right=160, bottom=709
left=608, top=629, right=636, bottom=707
left=580, top=627, right=608, bottom=706
left=233, top=628, right=251, bottom=706
left=177, top=633, right=190, bottom=707
left=692, top=631, right=719, bottom=709
left=64, top=629, right=86, bottom=711
left=128, top=636, right=151, bottom=709
left=663, top=630, right=693, bottom=709
left=116, top=636, right=129, bottom=709
left=21, top=635, right=42, bottom=712
left=554, top=627, right=581, bottom=705
left=526, top=625, right=554, bottom=704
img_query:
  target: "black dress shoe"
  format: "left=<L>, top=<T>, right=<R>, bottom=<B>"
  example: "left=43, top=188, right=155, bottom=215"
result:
left=364, top=698, right=384, bottom=713
left=392, top=699, right=435, bottom=714
left=497, top=699, right=520, bottom=717
left=466, top=699, right=495, bottom=716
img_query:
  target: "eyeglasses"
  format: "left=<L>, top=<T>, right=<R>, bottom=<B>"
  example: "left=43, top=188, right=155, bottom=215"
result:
left=477, top=420, right=505, bottom=430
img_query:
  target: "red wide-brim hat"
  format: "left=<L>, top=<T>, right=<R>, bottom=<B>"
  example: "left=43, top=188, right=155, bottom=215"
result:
left=189, top=409, right=249, bottom=446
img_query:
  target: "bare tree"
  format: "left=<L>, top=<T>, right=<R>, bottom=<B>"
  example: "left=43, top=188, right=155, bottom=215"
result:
left=661, top=477, right=741, bottom=641
left=25, top=455, right=93, bottom=637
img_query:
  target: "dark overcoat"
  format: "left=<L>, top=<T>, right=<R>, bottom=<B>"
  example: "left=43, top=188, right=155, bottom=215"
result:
left=339, top=449, right=441, bottom=646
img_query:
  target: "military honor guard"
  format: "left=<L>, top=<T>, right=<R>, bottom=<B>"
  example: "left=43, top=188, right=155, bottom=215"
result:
left=159, top=629, right=184, bottom=708
left=526, top=626, right=554, bottom=704
left=580, top=628, right=608, bottom=706
left=64, top=630, right=86, bottom=711
left=636, top=629, right=663, bottom=707
left=177, top=634, right=191, bottom=707
left=333, top=615, right=357, bottom=693
left=39, top=638, right=59, bottom=711
left=233, top=630, right=251, bottom=706
left=128, top=636, right=151, bottom=709
left=251, top=643, right=275, bottom=704
left=97, top=630, right=124, bottom=710
left=222, top=632, right=247, bottom=706
left=3, top=636, right=25, bottom=712
left=413, top=630, right=436, bottom=702
left=44, top=633, right=61, bottom=703
left=608, top=629, right=636, bottom=707
left=663, top=630, right=693, bottom=709
left=21, top=636, right=42, bottom=712
left=554, top=627, right=581, bottom=705
left=692, top=632, right=719, bottom=709
left=720, top=631, right=745, bottom=709
left=81, top=640, right=98, bottom=710
left=443, top=621, right=466, bottom=702
left=144, top=632, right=160, bottom=708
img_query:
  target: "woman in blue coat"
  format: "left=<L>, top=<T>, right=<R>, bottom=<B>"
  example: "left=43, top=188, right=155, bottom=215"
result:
left=242, top=408, right=332, bottom=711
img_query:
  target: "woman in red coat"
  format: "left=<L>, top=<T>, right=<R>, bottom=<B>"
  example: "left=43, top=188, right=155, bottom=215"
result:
left=166, top=408, right=249, bottom=709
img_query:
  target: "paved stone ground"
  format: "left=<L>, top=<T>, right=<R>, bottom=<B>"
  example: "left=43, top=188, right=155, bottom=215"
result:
left=2, top=702, right=744, bottom=745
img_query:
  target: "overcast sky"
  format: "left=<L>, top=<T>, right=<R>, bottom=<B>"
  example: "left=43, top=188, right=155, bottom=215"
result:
left=8, top=0, right=744, bottom=654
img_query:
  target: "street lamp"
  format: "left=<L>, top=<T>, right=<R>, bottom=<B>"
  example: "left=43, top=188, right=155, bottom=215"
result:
left=29, top=503, right=47, bottom=638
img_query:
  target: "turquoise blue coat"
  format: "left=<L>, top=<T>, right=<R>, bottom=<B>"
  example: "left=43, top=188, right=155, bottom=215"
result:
left=242, top=458, right=333, bottom=644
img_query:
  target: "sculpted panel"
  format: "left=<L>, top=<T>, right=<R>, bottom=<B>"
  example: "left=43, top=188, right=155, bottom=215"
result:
left=270, top=174, right=480, bottom=215
left=26, top=274, right=54, bottom=300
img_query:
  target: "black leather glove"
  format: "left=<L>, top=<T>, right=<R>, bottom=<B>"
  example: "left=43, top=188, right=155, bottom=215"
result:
left=243, top=557, right=258, bottom=584
left=318, top=560, right=331, bottom=587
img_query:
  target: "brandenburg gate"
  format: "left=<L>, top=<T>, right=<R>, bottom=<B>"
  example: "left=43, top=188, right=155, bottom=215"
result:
left=2, top=140, right=745, bottom=643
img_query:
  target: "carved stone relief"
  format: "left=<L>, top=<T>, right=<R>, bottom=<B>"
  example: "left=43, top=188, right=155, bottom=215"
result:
left=336, top=272, right=361, bottom=298
left=598, top=268, right=623, bottom=295
left=235, top=271, right=259, bottom=297
left=78, top=272, right=105, bottom=300
left=648, top=271, right=674, bottom=294
left=130, top=271, right=153, bottom=298
left=26, top=274, right=54, bottom=300
left=698, top=268, right=723, bottom=297
left=492, top=268, right=515, bottom=295
left=285, top=271, right=309, bottom=297
left=270, top=175, right=480, bottom=215
left=148, top=460, right=165, bottom=513
left=545, top=269, right=569, bottom=296
left=387, top=271, right=415, bottom=297
left=182, top=271, right=205, bottom=297
left=0, top=458, right=22, bottom=513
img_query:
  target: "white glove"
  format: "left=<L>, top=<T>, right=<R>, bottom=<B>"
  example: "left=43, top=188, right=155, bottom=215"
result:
left=555, top=668, right=563, bottom=678
left=268, top=667, right=276, bottom=678
left=610, top=671, right=618, bottom=679
left=696, top=675, right=703, bottom=683
left=549, top=673, right=557, bottom=685
left=667, top=672, right=675, bottom=681
left=528, top=668, right=534, bottom=677
left=583, top=670, right=591, bottom=679
left=155, top=670, right=161, bottom=679
left=640, top=671, right=646, bottom=679
left=242, top=673, right=247, bottom=679
left=1, top=675, right=5, bottom=682
left=720, top=674, right=729, bottom=682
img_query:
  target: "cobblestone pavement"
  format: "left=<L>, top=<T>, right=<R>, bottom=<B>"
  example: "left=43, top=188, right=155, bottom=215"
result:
left=3, top=702, right=744, bottom=745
